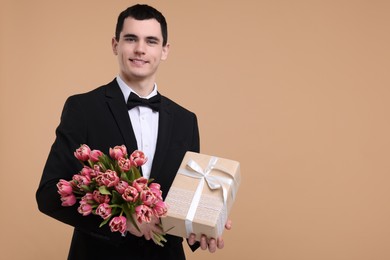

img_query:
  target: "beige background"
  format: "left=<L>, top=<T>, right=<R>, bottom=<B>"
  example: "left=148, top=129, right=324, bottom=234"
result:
left=1, top=0, right=390, bottom=259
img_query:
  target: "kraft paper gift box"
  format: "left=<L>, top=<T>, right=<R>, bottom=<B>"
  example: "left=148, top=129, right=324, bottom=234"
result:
left=161, top=151, right=241, bottom=240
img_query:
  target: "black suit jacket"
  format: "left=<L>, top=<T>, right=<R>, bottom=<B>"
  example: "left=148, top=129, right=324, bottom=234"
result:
left=36, top=79, right=200, bottom=260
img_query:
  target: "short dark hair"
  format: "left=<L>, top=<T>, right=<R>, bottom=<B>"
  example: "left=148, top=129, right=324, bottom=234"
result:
left=115, top=4, right=168, bottom=46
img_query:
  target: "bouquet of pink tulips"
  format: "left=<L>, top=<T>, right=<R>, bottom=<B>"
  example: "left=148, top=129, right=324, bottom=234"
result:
left=57, top=144, right=168, bottom=246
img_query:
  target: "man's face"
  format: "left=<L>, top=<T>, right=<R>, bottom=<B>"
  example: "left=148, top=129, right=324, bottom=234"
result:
left=112, top=17, right=169, bottom=84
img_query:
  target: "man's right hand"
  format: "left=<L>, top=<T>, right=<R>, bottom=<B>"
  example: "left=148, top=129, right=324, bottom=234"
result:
left=126, top=214, right=163, bottom=240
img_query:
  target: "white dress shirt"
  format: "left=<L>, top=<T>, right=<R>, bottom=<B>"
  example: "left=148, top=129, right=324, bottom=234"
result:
left=116, top=76, right=159, bottom=179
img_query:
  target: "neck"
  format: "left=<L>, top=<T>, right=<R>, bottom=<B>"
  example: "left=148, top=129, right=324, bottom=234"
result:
left=119, top=73, right=155, bottom=97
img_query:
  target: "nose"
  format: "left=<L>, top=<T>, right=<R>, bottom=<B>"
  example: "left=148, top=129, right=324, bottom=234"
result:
left=134, top=40, right=146, bottom=54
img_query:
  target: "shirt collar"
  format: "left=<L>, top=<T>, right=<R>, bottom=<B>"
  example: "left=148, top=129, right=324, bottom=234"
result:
left=116, top=75, right=158, bottom=102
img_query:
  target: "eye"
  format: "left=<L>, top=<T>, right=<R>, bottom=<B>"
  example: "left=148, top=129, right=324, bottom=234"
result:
left=146, top=37, right=160, bottom=45
left=147, top=40, right=158, bottom=45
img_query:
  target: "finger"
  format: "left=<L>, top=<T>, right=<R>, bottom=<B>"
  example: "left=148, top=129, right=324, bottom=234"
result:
left=144, top=233, right=151, bottom=240
left=208, top=238, right=217, bottom=253
left=152, top=216, right=161, bottom=225
left=188, top=233, right=196, bottom=245
left=152, top=224, right=163, bottom=233
left=217, top=237, right=225, bottom=249
left=225, top=219, right=232, bottom=230
left=200, top=235, right=208, bottom=250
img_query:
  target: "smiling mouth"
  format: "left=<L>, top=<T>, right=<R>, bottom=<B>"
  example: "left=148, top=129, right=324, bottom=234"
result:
left=129, top=59, right=148, bottom=65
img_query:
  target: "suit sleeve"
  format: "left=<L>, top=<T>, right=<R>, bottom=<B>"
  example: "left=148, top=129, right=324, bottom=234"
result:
left=191, top=113, right=200, bottom=153
left=187, top=113, right=202, bottom=252
left=36, top=96, right=123, bottom=243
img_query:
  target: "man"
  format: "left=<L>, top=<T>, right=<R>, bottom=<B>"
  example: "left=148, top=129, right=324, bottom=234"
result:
left=36, top=4, right=230, bottom=260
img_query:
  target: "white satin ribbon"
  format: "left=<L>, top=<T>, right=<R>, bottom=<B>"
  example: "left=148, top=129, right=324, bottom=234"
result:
left=178, top=156, right=238, bottom=237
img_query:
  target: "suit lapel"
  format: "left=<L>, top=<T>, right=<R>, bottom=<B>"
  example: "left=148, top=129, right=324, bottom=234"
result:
left=150, top=96, right=173, bottom=180
left=105, top=82, right=173, bottom=179
left=104, top=80, right=138, bottom=152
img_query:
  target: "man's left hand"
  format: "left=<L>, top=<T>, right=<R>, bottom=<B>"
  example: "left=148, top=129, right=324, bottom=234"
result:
left=188, top=219, right=232, bottom=253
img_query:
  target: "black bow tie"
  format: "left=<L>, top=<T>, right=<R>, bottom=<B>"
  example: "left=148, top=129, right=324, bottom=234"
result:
left=127, top=92, right=161, bottom=111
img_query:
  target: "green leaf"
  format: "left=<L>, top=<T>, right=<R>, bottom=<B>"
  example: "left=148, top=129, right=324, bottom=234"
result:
left=99, top=154, right=115, bottom=171
left=121, top=172, right=129, bottom=182
left=109, top=162, right=117, bottom=172
left=99, top=216, right=111, bottom=228
left=80, top=185, right=92, bottom=192
left=133, top=167, right=141, bottom=179
left=98, top=185, right=111, bottom=195
left=99, top=162, right=107, bottom=172
left=127, top=168, right=134, bottom=181
left=127, top=167, right=141, bottom=181
left=122, top=203, right=133, bottom=218
left=122, top=203, right=140, bottom=233
left=111, top=190, right=124, bottom=204
left=114, top=163, right=122, bottom=175
left=111, top=207, right=120, bottom=216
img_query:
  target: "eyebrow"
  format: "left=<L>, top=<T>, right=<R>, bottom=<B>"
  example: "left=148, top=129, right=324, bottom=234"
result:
left=122, top=34, right=160, bottom=43
left=123, top=33, right=137, bottom=39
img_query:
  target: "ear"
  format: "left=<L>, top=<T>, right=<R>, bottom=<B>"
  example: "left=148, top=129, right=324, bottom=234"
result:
left=161, top=43, right=170, bottom=61
left=112, top=37, right=118, bottom=55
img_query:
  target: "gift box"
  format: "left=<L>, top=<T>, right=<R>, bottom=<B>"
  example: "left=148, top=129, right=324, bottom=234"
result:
left=161, top=151, right=241, bottom=240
